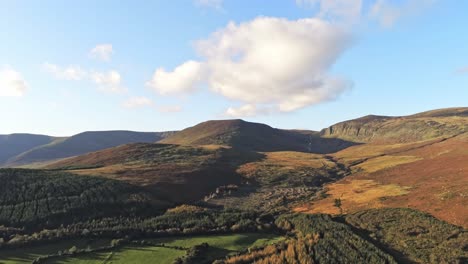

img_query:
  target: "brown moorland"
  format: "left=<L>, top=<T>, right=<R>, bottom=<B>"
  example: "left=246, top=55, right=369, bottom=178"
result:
left=294, top=133, right=468, bottom=227
left=47, top=143, right=262, bottom=203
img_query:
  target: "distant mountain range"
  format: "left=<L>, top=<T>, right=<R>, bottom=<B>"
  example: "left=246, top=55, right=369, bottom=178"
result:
left=0, top=131, right=176, bottom=167
left=1, top=107, right=466, bottom=167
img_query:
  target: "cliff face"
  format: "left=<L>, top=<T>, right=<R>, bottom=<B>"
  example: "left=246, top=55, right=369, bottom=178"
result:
left=321, top=108, right=468, bottom=143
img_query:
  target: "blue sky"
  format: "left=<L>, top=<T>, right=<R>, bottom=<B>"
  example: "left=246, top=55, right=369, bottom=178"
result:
left=0, top=0, right=467, bottom=136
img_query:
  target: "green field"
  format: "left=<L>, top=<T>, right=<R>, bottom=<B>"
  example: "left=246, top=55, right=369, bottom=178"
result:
left=47, top=246, right=186, bottom=264
left=0, top=233, right=282, bottom=264
left=0, top=239, right=110, bottom=264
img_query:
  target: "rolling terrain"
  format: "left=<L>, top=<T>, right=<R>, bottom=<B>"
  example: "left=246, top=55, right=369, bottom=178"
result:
left=0, top=130, right=176, bottom=167
left=46, top=143, right=262, bottom=203
left=0, top=134, right=57, bottom=165
left=0, top=107, right=466, bottom=263
left=160, top=119, right=355, bottom=153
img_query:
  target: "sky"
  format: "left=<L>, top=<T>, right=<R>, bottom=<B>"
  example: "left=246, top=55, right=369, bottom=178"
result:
left=0, top=0, right=467, bottom=136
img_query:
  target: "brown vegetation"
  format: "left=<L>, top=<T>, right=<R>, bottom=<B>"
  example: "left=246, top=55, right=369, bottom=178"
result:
left=295, top=133, right=468, bottom=228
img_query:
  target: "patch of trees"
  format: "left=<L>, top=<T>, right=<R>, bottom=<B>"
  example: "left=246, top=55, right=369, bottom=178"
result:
left=173, top=243, right=210, bottom=264
left=345, top=208, right=468, bottom=264
left=0, top=168, right=166, bottom=229
left=217, top=234, right=319, bottom=264
left=0, top=208, right=273, bottom=249
left=274, top=214, right=398, bottom=264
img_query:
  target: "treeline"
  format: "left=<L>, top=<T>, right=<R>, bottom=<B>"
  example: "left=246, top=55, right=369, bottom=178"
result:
left=218, top=234, right=319, bottom=264
left=0, top=168, right=168, bottom=228
left=274, top=214, right=397, bottom=264
left=214, top=213, right=398, bottom=264
left=1, top=208, right=273, bottom=249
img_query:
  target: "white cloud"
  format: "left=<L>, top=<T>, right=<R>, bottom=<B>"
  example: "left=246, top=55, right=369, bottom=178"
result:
left=225, top=104, right=266, bottom=117
left=158, top=105, right=182, bottom=113
left=90, top=70, right=126, bottom=93
left=149, top=17, right=352, bottom=116
left=42, top=62, right=87, bottom=80
left=0, top=66, right=28, bottom=97
left=198, top=17, right=352, bottom=114
left=43, top=62, right=125, bottom=94
left=146, top=60, right=206, bottom=95
left=369, top=0, right=435, bottom=28
left=296, top=0, right=363, bottom=23
left=89, top=44, right=114, bottom=61
left=194, top=0, right=223, bottom=9
left=122, top=96, right=153, bottom=109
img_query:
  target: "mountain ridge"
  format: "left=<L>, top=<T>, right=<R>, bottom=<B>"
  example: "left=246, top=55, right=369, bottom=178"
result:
left=1, top=130, right=177, bottom=167
left=320, top=107, right=467, bottom=143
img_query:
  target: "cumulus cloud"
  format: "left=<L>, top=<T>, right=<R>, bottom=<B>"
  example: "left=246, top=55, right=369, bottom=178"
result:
left=0, top=66, right=28, bottom=97
left=146, top=60, right=206, bottom=95
left=43, top=63, right=125, bottom=94
left=194, top=0, right=223, bottom=9
left=89, top=44, right=114, bottom=61
left=42, top=62, right=87, bottom=80
left=150, top=17, right=352, bottom=116
left=90, top=70, right=126, bottom=93
left=296, top=0, right=363, bottom=23
left=370, top=0, right=435, bottom=28
left=122, top=96, right=153, bottom=109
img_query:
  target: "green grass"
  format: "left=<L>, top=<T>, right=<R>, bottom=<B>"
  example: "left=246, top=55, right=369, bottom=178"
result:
left=0, top=239, right=110, bottom=264
left=154, top=233, right=281, bottom=249
left=48, top=246, right=186, bottom=264
left=150, top=233, right=283, bottom=262
left=32, top=233, right=282, bottom=264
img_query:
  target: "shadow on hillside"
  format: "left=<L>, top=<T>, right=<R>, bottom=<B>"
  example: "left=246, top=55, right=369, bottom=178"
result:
left=147, top=149, right=266, bottom=204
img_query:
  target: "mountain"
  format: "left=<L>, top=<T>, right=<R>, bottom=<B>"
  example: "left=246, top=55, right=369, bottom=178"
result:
left=159, top=119, right=354, bottom=153
left=4, top=130, right=176, bottom=167
left=0, top=134, right=57, bottom=165
left=320, top=107, right=468, bottom=143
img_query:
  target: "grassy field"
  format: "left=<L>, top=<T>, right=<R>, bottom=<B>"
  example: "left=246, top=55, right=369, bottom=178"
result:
left=47, top=246, right=186, bottom=264
left=2, top=233, right=282, bottom=264
left=151, top=233, right=283, bottom=260
left=0, top=239, right=110, bottom=264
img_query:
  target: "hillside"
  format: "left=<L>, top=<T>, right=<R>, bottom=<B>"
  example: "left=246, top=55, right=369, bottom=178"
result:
left=321, top=107, right=468, bottom=143
left=295, top=133, right=468, bottom=227
left=5, top=130, right=176, bottom=167
left=0, top=168, right=167, bottom=227
left=47, top=143, right=262, bottom=203
left=0, top=134, right=56, bottom=165
left=160, top=119, right=354, bottom=153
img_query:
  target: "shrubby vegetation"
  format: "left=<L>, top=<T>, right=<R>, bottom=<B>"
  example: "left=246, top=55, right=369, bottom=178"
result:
left=346, top=208, right=468, bottom=264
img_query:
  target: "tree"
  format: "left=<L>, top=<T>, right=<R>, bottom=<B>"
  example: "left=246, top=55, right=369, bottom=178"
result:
left=334, top=198, right=343, bottom=215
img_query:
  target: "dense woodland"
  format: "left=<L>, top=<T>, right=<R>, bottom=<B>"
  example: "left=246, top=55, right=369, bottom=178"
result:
left=0, top=169, right=167, bottom=228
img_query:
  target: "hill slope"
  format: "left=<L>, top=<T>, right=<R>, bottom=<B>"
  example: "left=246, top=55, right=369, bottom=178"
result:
left=0, top=134, right=56, bottom=166
left=160, top=119, right=354, bottom=153
left=6, top=131, right=176, bottom=166
left=47, top=143, right=262, bottom=203
left=320, top=107, right=467, bottom=143
left=295, top=133, right=468, bottom=228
